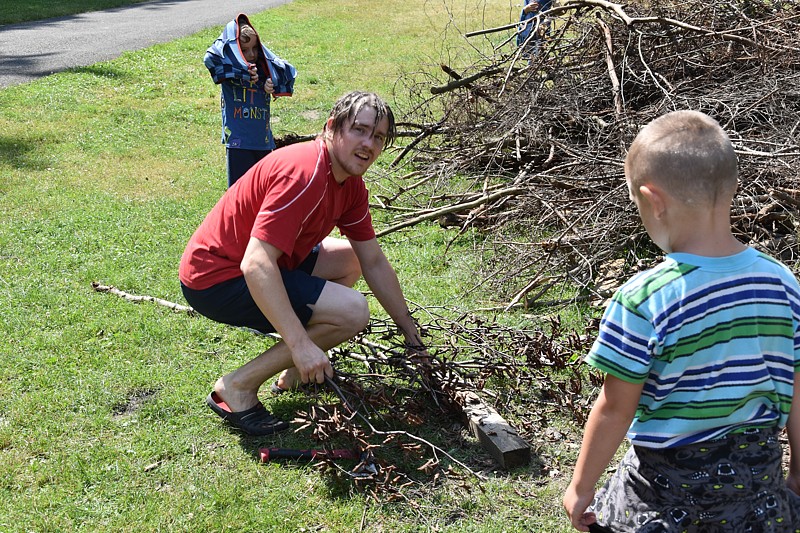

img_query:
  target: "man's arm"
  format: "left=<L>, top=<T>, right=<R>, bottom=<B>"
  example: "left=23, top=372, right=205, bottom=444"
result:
left=786, top=372, right=800, bottom=496
left=349, top=238, right=424, bottom=348
left=241, top=237, right=332, bottom=382
left=563, top=374, right=642, bottom=531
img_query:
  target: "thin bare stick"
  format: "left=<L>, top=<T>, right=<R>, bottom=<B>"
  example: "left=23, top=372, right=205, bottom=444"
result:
left=597, top=18, right=622, bottom=116
left=91, top=282, right=195, bottom=315
left=376, top=187, right=526, bottom=237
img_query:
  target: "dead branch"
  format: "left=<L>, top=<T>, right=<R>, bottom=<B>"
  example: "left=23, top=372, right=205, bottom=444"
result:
left=430, top=67, right=504, bottom=95
left=91, top=282, right=196, bottom=315
left=376, top=187, right=526, bottom=237
left=596, top=17, right=622, bottom=117
left=467, top=0, right=789, bottom=51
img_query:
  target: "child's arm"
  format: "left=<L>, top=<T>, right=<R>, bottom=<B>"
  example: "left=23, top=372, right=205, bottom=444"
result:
left=563, top=374, right=643, bottom=532
left=787, top=372, right=800, bottom=496
left=523, top=1, right=540, bottom=14
left=203, top=50, right=253, bottom=85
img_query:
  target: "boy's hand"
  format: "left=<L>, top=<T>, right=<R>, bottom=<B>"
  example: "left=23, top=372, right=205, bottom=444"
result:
left=247, top=63, right=259, bottom=84
left=524, top=1, right=540, bottom=13
left=562, top=484, right=597, bottom=532
left=264, top=78, right=275, bottom=94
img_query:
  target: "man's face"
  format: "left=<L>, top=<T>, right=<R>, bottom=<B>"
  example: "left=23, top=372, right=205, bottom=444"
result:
left=327, top=106, right=388, bottom=182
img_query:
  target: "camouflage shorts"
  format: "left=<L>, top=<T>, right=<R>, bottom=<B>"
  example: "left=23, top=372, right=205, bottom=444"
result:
left=589, top=428, right=800, bottom=532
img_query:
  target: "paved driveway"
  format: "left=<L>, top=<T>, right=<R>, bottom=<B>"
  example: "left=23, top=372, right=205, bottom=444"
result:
left=0, top=0, right=291, bottom=88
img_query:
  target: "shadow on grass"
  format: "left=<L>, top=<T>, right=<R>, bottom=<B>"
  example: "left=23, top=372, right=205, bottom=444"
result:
left=207, top=376, right=548, bottom=505
left=226, top=393, right=368, bottom=499
left=248, top=390, right=547, bottom=500
left=0, top=134, right=54, bottom=172
left=68, top=63, right=131, bottom=81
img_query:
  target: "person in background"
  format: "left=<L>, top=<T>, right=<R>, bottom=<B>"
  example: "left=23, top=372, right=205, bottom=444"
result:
left=563, top=110, right=800, bottom=531
left=204, top=13, right=296, bottom=188
left=516, top=0, right=552, bottom=59
left=180, top=92, right=428, bottom=436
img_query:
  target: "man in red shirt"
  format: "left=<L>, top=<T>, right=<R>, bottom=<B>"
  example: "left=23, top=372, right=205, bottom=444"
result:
left=180, top=91, right=426, bottom=436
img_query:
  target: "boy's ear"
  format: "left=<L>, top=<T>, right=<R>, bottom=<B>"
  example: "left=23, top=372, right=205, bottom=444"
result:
left=639, top=183, right=667, bottom=219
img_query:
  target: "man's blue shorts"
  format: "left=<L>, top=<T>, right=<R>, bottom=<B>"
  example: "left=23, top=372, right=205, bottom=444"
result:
left=181, top=245, right=324, bottom=334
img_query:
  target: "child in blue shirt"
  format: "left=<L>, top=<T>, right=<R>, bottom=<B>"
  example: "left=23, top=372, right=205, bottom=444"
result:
left=563, top=111, right=800, bottom=532
left=204, top=13, right=297, bottom=187
left=517, top=0, right=552, bottom=59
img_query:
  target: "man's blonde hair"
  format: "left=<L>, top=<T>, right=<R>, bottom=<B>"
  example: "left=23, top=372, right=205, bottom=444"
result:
left=324, top=91, right=396, bottom=148
left=625, top=110, right=738, bottom=206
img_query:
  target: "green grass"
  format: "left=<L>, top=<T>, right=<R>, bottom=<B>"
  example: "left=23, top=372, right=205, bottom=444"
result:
left=0, top=0, right=152, bottom=25
left=0, top=0, right=587, bottom=531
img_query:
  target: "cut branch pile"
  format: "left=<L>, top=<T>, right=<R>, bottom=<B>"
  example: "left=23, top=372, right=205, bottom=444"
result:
left=291, top=309, right=600, bottom=501
left=377, top=0, right=800, bottom=308
left=91, top=283, right=598, bottom=498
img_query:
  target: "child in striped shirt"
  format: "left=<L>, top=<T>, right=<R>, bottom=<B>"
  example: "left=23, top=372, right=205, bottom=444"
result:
left=563, top=110, right=800, bottom=532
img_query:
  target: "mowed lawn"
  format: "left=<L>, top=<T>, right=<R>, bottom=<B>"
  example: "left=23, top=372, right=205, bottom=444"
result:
left=0, top=0, right=152, bottom=25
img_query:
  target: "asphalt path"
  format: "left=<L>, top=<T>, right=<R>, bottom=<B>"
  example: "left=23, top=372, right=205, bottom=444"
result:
left=0, top=0, right=291, bottom=88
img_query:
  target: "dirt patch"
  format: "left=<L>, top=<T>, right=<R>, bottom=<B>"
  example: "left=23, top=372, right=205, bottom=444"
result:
left=300, top=110, right=322, bottom=121
left=112, top=388, right=158, bottom=418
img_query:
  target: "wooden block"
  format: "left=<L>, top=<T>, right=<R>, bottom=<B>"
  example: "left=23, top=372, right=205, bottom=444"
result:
left=354, top=338, right=530, bottom=469
left=456, top=390, right=531, bottom=469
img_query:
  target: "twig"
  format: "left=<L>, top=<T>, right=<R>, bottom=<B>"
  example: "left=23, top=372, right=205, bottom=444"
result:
left=376, top=187, right=526, bottom=237
left=325, top=376, right=489, bottom=482
left=430, top=67, right=503, bottom=95
left=91, top=282, right=195, bottom=315
left=596, top=17, right=622, bottom=116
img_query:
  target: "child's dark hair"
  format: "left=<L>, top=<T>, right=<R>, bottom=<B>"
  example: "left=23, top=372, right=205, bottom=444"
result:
left=325, top=91, right=397, bottom=148
left=239, top=24, right=257, bottom=46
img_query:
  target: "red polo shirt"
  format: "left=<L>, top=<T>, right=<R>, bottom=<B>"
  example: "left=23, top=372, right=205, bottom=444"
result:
left=179, top=139, right=375, bottom=290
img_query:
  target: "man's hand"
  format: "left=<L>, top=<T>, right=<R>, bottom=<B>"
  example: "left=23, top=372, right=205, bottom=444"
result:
left=290, top=337, right=334, bottom=384
left=403, top=332, right=430, bottom=364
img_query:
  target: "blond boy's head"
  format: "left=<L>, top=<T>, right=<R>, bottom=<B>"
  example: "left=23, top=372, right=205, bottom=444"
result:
left=625, top=110, right=738, bottom=208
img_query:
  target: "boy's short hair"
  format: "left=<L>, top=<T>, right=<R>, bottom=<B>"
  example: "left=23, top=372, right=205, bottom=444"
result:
left=625, top=110, right=738, bottom=206
left=325, top=91, right=397, bottom=148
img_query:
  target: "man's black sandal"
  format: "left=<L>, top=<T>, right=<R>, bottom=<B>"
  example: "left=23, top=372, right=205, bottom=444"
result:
left=206, top=391, right=290, bottom=436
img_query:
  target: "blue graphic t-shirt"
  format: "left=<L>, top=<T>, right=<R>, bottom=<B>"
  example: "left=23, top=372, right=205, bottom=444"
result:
left=220, top=64, right=273, bottom=150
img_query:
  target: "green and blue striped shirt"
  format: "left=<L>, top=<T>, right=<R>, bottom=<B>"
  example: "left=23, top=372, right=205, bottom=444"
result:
left=587, top=247, right=800, bottom=448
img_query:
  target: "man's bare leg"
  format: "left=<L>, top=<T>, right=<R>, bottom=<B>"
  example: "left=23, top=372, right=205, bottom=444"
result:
left=214, top=280, right=369, bottom=412
left=313, top=236, right=362, bottom=286
left=275, top=236, right=361, bottom=391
